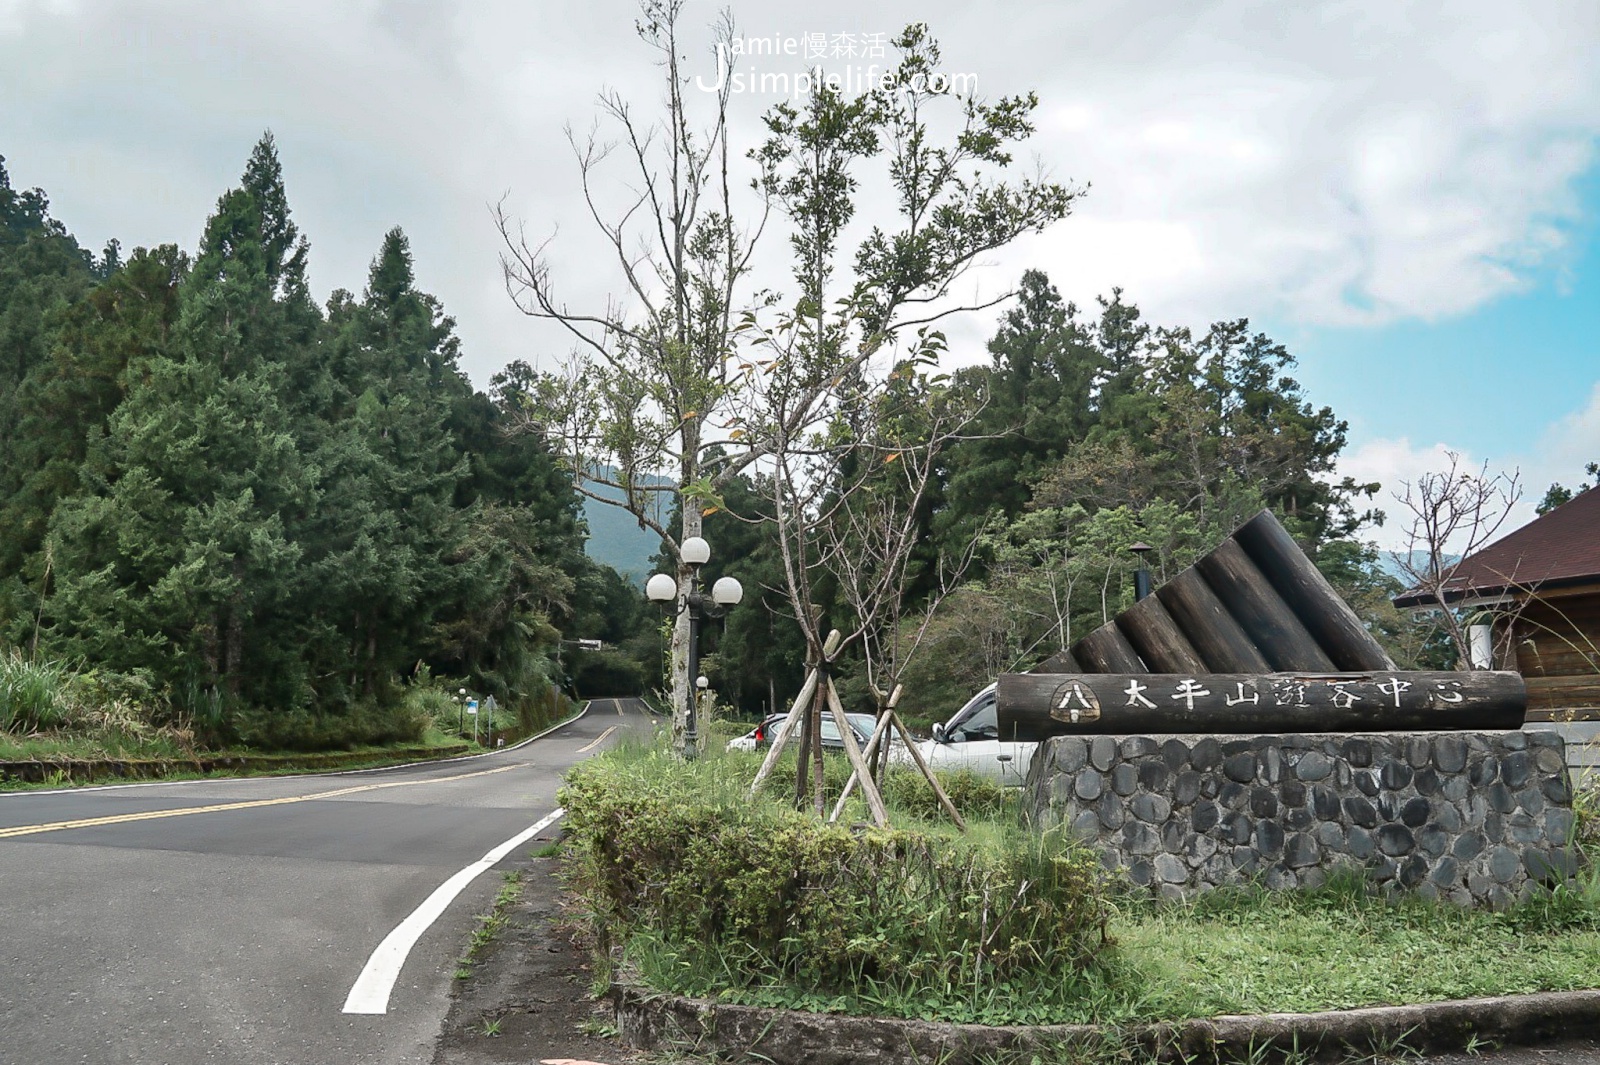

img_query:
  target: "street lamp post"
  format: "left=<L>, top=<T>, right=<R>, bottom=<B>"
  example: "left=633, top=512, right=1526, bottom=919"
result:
left=1130, top=542, right=1154, bottom=602
left=646, top=536, right=743, bottom=759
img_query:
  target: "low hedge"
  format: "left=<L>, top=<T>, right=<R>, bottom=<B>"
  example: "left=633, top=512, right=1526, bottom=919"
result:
left=559, top=748, right=1111, bottom=1002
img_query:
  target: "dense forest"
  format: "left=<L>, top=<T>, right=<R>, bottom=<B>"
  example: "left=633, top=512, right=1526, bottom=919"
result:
left=1, top=134, right=1442, bottom=752
left=0, top=137, right=650, bottom=750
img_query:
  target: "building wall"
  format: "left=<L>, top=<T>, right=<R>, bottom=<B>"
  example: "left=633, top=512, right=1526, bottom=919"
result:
left=1505, top=586, right=1600, bottom=721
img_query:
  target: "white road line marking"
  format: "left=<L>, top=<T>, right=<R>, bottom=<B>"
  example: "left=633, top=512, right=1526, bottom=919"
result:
left=576, top=726, right=618, bottom=755
left=341, top=807, right=566, bottom=1015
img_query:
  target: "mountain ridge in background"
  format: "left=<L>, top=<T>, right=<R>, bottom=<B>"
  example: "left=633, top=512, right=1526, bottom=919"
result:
left=1381, top=549, right=1460, bottom=587
left=579, top=467, right=671, bottom=583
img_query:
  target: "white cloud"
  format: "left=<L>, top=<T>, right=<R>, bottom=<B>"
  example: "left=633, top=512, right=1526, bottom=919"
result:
left=1, top=0, right=1597, bottom=387
left=1340, top=382, right=1600, bottom=550
left=998, top=1, right=1600, bottom=331
left=1532, top=380, right=1600, bottom=488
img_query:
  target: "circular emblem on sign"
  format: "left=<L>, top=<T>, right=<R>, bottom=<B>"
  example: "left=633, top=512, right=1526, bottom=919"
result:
left=1048, top=680, right=1101, bottom=725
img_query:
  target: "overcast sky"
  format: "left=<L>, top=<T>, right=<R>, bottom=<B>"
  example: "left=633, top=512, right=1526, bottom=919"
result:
left=2, top=0, right=1597, bottom=548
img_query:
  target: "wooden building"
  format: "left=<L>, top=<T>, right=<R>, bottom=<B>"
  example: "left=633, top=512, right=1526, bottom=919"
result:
left=1393, top=488, right=1600, bottom=721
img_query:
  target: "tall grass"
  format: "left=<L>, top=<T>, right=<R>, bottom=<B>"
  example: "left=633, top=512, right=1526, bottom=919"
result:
left=0, top=648, right=75, bottom=732
left=401, top=673, right=574, bottom=747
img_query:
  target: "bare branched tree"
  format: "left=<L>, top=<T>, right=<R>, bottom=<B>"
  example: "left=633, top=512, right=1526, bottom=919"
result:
left=819, top=375, right=983, bottom=727
left=1393, top=451, right=1523, bottom=668
left=494, top=1, right=769, bottom=750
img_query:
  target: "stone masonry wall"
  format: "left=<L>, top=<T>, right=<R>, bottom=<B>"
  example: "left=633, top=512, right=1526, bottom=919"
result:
left=1024, top=731, right=1575, bottom=907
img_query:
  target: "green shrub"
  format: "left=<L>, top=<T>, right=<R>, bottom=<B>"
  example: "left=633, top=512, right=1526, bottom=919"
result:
left=510, top=683, right=570, bottom=739
left=401, top=673, right=571, bottom=746
left=560, top=746, right=1110, bottom=1006
left=702, top=716, right=746, bottom=742
left=233, top=700, right=429, bottom=751
left=403, top=682, right=462, bottom=734
left=881, top=765, right=1015, bottom=822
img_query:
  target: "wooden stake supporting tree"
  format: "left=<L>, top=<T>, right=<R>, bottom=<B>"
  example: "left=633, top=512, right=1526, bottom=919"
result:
left=750, top=631, right=965, bottom=831
left=830, top=683, right=966, bottom=831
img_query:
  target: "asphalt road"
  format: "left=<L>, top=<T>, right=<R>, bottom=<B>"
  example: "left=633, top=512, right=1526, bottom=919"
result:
left=0, top=697, right=656, bottom=1065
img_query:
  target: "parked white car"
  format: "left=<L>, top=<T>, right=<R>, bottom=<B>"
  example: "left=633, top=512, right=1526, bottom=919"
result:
left=914, top=683, right=1037, bottom=785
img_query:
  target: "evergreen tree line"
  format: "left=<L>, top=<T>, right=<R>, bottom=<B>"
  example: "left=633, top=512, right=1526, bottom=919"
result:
left=0, top=136, right=647, bottom=748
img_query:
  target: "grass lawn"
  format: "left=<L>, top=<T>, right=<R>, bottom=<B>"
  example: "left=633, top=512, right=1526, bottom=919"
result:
left=1105, top=878, right=1600, bottom=1022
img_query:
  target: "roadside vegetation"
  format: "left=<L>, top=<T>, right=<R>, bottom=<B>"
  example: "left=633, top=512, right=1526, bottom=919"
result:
left=456, top=869, right=526, bottom=984
left=0, top=142, right=657, bottom=765
left=0, top=642, right=579, bottom=785
left=561, top=734, right=1600, bottom=1029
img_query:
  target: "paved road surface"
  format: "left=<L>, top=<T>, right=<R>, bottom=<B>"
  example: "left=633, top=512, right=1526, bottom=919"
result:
left=0, top=697, right=656, bottom=1065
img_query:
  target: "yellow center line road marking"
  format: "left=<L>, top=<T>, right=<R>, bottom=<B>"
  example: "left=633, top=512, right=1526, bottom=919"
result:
left=0, top=763, right=522, bottom=840
left=576, top=725, right=618, bottom=754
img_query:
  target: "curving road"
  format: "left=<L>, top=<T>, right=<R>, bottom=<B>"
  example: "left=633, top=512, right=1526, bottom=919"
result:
left=0, top=697, right=656, bottom=1065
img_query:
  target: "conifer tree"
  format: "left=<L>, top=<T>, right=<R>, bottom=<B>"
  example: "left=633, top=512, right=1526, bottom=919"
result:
left=302, top=227, right=471, bottom=702
left=45, top=137, right=320, bottom=711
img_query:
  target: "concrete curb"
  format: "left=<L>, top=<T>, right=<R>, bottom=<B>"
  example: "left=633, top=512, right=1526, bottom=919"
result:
left=612, top=984, right=1600, bottom=1064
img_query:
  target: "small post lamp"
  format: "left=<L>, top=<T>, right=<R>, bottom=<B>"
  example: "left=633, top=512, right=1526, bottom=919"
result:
left=646, top=536, right=743, bottom=758
left=1130, top=542, right=1154, bottom=602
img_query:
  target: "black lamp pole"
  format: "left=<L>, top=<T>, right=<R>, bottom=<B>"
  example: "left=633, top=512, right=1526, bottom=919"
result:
left=1130, top=542, right=1154, bottom=602
left=647, top=537, right=743, bottom=760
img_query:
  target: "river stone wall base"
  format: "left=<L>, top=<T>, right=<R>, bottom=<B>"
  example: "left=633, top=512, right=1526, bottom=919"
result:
left=1023, top=731, right=1575, bottom=907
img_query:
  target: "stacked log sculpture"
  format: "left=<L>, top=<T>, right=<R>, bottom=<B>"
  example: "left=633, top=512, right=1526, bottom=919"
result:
left=1063, top=510, right=1398, bottom=677
left=1005, top=510, right=1563, bottom=903
left=1002, top=510, right=1524, bottom=740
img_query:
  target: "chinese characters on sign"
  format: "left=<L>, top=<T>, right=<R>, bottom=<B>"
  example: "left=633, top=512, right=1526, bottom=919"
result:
left=1011, top=669, right=1525, bottom=737
left=1045, top=675, right=1484, bottom=718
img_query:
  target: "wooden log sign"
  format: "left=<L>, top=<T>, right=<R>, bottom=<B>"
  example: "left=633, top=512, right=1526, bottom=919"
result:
left=996, top=671, right=1526, bottom=739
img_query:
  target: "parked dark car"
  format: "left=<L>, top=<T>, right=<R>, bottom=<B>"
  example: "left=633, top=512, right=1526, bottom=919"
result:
left=726, top=711, right=877, bottom=752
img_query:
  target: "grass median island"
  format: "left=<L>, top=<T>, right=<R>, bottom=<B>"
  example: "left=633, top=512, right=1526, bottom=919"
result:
left=558, top=733, right=1600, bottom=1029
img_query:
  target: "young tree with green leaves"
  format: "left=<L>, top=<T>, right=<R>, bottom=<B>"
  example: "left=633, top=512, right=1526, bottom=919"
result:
left=723, top=26, right=1078, bottom=803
